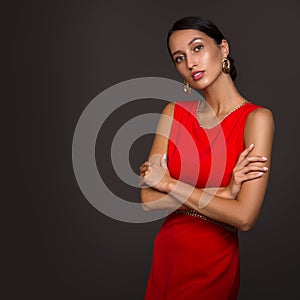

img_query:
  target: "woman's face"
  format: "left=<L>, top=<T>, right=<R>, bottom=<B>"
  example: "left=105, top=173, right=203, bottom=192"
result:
left=168, top=29, right=229, bottom=90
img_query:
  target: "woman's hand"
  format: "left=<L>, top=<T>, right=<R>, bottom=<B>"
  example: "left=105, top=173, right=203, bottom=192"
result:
left=139, top=145, right=268, bottom=201
left=139, top=154, right=172, bottom=193
left=227, top=144, right=268, bottom=199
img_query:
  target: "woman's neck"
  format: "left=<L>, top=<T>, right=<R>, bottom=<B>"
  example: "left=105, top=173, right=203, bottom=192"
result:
left=202, top=74, right=245, bottom=116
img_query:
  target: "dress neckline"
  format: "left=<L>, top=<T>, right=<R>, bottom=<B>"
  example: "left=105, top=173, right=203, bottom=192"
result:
left=195, top=100, right=249, bottom=129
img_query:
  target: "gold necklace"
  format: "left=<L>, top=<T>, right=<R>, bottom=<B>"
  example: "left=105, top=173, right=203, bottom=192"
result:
left=196, top=100, right=249, bottom=129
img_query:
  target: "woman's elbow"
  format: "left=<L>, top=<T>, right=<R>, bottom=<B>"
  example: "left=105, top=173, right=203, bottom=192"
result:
left=141, top=199, right=151, bottom=211
left=140, top=189, right=151, bottom=211
left=238, top=216, right=257, bottom=232
left=239, top=222, right=253, bottom=232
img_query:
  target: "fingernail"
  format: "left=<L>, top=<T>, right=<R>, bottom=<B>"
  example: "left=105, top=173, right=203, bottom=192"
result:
left=262, top=156, right=267, bottom=160
left=163, top=153, right=167, bottom=160
left=250, top=143, right=254, bottom=148
left=258, top=172, right=263, bottom=176
left=263, top=167, right=268, bottom=171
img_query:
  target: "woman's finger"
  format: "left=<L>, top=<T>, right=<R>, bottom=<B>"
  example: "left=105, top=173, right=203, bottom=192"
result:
left=236, top=144, right=254, bottom=165
left=160, top=153, right=168, bottom=169
left=140, top=165, right=149, bottom=173
left=245, top=155, right=268, bottom=162
left=234, top=156, right=268, bottom=171
left=236, top=165, right=268, bottom=174
left=140, top=167, right=152, bottom=177
left=239, top=171, right=265, bottom=182
left=247, top=165, right=268, bottom=173
left=139, top=161, right=151, bottom=170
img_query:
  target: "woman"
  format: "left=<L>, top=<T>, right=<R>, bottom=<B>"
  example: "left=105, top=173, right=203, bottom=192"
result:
left=139, top=16, right=274, bottom=300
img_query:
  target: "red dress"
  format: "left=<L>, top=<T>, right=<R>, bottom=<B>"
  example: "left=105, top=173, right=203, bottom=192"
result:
left=145, top=100, right=262, bottom=300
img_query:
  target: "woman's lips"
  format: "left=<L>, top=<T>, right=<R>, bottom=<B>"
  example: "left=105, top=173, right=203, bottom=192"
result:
left=192, top=71, right=205, bottom=80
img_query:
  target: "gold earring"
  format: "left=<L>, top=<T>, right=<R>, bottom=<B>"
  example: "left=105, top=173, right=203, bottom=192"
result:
left=222, top=57, right=231, bottom=74
left=183, top=81, right=191, bottom=94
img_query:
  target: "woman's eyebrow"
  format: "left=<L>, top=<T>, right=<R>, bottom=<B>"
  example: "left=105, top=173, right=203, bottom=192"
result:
left=172, top=37, right=203, bottom=57
left=188, top=37, right=203, bottom=46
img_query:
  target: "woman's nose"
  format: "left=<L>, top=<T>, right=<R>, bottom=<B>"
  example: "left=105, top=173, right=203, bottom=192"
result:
left=186, top=56, right=197, bottom=70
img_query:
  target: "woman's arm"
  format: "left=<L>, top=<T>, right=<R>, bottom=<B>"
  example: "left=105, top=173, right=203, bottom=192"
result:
left=140, top=102, right=181, bottom=210
left=164, top=108, right=275, bottom=231
left=140, top=102, right=233, bottom=211
left=140, top=103, right=273, bottom=226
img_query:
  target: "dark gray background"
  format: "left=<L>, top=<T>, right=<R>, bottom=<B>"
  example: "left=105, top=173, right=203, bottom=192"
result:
left=9, top=0, right=300, bottom=299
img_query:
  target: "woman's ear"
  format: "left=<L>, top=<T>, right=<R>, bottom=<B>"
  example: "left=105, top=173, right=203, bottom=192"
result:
left=220, top=39, right=230, bottom=58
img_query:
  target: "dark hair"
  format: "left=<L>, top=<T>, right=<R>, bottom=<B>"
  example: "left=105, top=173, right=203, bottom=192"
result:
left=167, top=16, right=237, bottom=81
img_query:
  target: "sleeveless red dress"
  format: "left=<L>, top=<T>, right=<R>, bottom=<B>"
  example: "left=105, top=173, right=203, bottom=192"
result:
left=145, top=100, right=262, bottom=300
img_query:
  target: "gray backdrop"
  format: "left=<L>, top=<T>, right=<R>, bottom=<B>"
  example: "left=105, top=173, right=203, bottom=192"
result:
left=9, top=0, right=300, bottom=299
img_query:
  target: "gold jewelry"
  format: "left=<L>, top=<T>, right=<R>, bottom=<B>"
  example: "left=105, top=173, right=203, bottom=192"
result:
left=196, top=100, right=249, bottom=129
left=183, top=81, right=191, bottom=94
left=222, top=57, right=231, bottom=74
left=175, top=209, right=237, bottom=232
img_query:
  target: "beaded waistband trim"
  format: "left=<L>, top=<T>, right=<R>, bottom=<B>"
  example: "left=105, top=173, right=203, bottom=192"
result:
left=175, top=209, right=237, bottom=232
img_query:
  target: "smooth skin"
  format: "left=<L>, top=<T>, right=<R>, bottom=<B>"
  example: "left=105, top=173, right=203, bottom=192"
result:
left=140, top=29, right=274, bottom=231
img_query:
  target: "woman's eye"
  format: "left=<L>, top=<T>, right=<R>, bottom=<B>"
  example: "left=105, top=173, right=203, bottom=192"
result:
left=175, top=55, right=185, bottom=63
left=194, top=45, right=203, bottom=52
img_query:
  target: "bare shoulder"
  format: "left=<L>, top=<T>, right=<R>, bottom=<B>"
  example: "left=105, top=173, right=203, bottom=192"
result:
left=245, top=107, right=275, bottom=137
left=244, top=106, right=275, bottom=148
left=246, top=107, right=274, bottom=126
left=161, top=102, right=175, bottom=117
left=146, top=102, right=176, bottom=161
